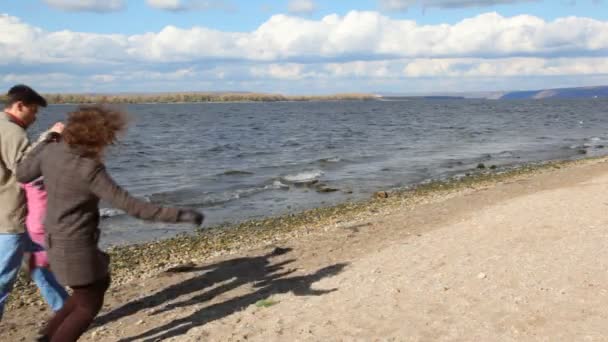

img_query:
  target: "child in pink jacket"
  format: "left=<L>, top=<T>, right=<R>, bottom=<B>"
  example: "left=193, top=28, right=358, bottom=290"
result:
left=20, top=132, right=68, bottom=312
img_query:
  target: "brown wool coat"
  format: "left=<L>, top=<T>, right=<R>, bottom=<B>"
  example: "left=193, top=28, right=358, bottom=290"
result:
left=16, top=141, right=181, bottom=286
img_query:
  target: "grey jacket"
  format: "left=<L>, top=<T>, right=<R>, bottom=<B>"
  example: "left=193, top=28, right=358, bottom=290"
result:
left=0, top=113, right=29, bottom=234
left=17, top=141, right=181, bottom=286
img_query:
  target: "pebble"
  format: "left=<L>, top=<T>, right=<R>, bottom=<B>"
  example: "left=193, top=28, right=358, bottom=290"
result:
left=477, top=272, right=487, bottom=279
left=374, top=191, right=389, bottom=199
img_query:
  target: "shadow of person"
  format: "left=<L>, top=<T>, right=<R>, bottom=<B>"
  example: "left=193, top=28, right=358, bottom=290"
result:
left=118, top=262, right=348, bottom=342
left=94, top=247, right=294, bottom=327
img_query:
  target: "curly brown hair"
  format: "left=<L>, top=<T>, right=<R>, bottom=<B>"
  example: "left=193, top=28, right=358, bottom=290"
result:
left=63, top=105, right=128, bottom=158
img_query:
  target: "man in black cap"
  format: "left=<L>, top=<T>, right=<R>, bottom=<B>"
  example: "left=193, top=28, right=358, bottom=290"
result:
left=0, top=84, right=66, bottom=320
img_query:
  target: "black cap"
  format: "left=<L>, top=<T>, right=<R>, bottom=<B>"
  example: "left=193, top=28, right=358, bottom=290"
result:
left=5, top=84, right=47, bottom=107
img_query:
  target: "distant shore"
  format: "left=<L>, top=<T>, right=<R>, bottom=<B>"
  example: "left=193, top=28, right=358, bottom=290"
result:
left=3, top=86, right=608, bottom=104
left=1, top=92, right=378, bottom=105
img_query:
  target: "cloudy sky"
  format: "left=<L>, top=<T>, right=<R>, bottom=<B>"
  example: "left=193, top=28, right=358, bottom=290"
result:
left=1, top=0, right=607, bottom=94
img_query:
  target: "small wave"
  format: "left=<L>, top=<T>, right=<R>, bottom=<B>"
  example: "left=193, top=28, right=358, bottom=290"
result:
left=282, top=170, right=324, bottom=184
left=318, top=157, right=342, bottom=163
left=148, top=180, right=292, bottom=208
left=221, top=170, right=255, bottom=176
left=207, top=143, right=240, bottom=152
left=236, top=151, right=274, bottom=158
left=583, top=137, right=606, bottom=150
left=269, top=180, right=290, bottom=190
left=570, top=136, right=605, bottom=148
left=281, top=140, right=301, bottom=147
left=202, top=183, right=292, bottom=206
left=100, top=208, right=124, bottom=219
left=439, top=159, right=465, bottom=169
left=474, top=153, right=492, bottom=162
left=568, top=143, right=595, bottom=150
left=497, top=151, right=515, bottom=158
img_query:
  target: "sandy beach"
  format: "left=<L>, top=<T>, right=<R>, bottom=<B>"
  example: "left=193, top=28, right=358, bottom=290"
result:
left=3, top=157, right=608, bottom=341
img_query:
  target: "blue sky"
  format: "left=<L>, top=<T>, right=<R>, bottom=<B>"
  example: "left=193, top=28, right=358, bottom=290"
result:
left=7, top=1, right=608, bottom=33
left=1, top=0, right=607, bottom=94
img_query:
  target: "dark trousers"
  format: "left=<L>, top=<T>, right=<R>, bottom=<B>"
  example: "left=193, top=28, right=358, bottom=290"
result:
left=43, top=276, right=110, bottom=342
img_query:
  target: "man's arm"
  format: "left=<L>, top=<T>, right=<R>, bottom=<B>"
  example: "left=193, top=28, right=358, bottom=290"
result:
left=15, top=123, right=63, bottom=183
left=1, top=130, right=29, bottom=174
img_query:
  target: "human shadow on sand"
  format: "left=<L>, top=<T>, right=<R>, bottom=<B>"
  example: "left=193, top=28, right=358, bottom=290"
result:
left=94, top=247, right=295, bottom=327
left=94, top=247, right=347, bottom=341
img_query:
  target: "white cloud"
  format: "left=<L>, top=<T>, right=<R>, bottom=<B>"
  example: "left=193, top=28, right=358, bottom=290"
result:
left=3, top=11, right=608, bottom=65
left=250, top=64, right=313, bottom=80
left=324, top=61, right=394, bottom=78
left=1, top=72, right=79, bottom=93
left=245, top=11, right=608, bottom=61
left=147, top=0, right=184, bottom=11
left=403, top=57, right=608, bottom=77
left=2, top=11, right=608, bottom=93
left=379, top=0, right=539, bottom=11
left=248, top=57, right=608, bottom=80
left=146, top=0, right=234, bottom=11
left=288, top=0, right=316, bottom=15
left=43, top=0, right=125, bottom=12
left=91, top=74, right=116, bottom=82
left=380, top=0, right=414, bottom=10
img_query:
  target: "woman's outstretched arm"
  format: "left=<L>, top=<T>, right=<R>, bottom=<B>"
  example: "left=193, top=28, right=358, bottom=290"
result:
left=89, top=164, right=202, bottom=224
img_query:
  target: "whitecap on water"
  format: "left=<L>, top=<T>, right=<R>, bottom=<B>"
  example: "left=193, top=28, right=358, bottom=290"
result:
left=282, top=170, right=324, bottom=184
left=319, top=157, right=342, bottom=163
left=269, top=180, right=290, bottom=190
left=100, top=208, right=124, bottom=219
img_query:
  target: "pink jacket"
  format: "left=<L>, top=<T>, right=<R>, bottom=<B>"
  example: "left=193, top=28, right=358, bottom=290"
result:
left=19, top=130, right=55, bottom=268
left=23, top=178, right=49, bottom=268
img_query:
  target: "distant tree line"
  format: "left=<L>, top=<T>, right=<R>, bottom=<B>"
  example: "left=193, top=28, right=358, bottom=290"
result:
left=0, top=92, right=377, bottom=105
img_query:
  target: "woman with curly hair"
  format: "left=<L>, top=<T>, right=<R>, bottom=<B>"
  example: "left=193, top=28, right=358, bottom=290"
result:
left=17, top=105, right=204, bottom=342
